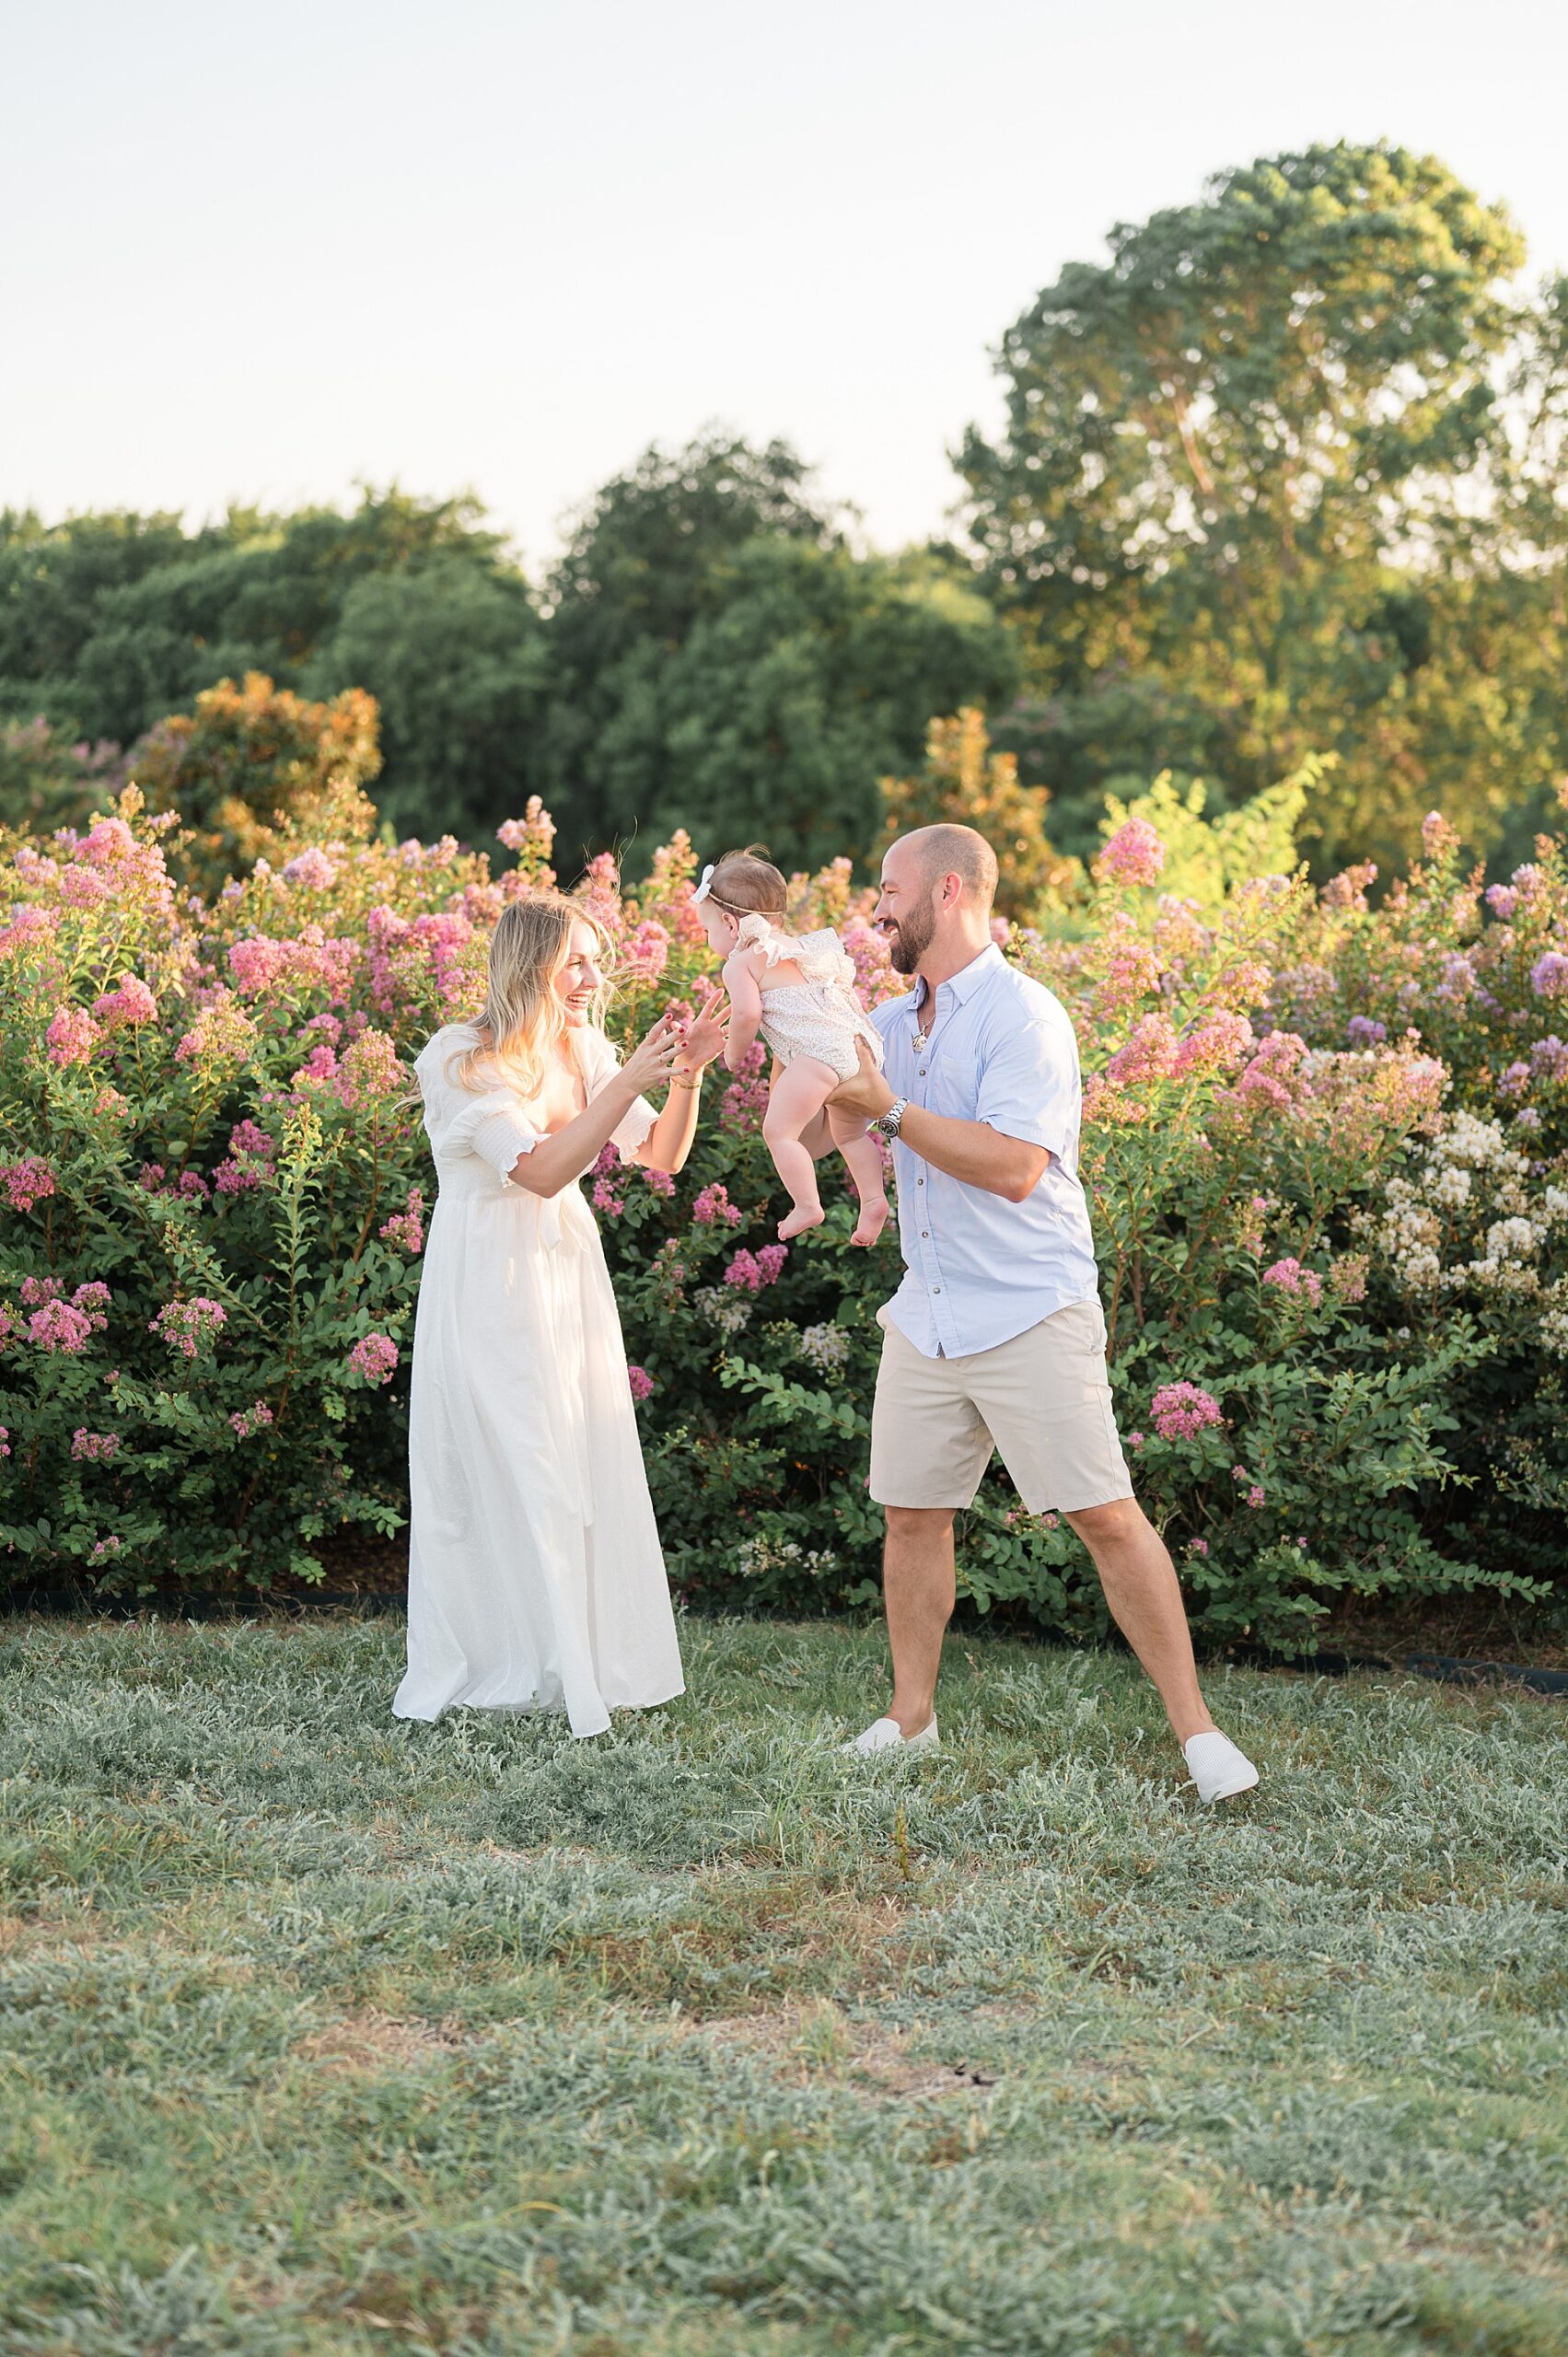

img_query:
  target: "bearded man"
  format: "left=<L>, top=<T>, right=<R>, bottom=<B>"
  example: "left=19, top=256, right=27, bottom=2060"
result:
left=830, top=823, right=1258, bottom=1805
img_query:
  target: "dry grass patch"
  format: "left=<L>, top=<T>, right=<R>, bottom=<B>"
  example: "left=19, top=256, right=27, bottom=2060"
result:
left=691, top=1996, right=1025, bottom=2101
left=292, top=2008, right=469, bottom=2074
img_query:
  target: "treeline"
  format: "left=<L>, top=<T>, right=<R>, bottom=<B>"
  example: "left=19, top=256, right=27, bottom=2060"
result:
left=3, top=141, right=1566, bottom=877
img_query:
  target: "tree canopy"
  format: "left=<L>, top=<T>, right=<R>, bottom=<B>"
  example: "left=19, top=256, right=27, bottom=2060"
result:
left=959, top=141, right=1568, bottom=870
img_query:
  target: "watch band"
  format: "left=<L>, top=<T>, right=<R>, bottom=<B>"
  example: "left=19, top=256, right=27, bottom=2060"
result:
left=878, top=1096, right=910, bottom=1141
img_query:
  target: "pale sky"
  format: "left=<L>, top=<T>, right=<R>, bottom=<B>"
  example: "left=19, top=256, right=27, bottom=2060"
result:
left=5, top=0, right=1565, bottom=576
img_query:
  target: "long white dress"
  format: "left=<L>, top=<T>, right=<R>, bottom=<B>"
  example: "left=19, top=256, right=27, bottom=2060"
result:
left=392, top=1022, right=685, bottom=1736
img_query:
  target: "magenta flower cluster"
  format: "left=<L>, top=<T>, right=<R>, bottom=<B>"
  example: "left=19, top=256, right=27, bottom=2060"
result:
left=2, top=1157, right=56, bottom=1212
left=228, top=1400, right=274, bottom=1439
left=692, top=1183, right=743, bottom=1226
left=1149, top=1381, right=1225, bottom=1442
left=347, top=1331, right=399, bottom=1385
left=149, top=1296, right=227, bottom=1359
left=378, top=1187, right=425, bottom=1254
left=627, top=1364, right=655, bottom=1402
left=71, top=1428, right=121, bottom=1462
left=724, top=1244, right=787, bottom=1293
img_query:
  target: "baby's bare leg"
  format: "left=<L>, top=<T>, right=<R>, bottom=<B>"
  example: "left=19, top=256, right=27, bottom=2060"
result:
left=827, top=1103, right=890, bottom=1247
left=761, top=1057, right=839, bottom=1240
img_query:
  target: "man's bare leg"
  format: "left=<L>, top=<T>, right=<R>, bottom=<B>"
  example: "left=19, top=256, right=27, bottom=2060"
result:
left=1063, top=1497, right=1215, bottom=1744
left=883, top=1505, right=956, bottom=1737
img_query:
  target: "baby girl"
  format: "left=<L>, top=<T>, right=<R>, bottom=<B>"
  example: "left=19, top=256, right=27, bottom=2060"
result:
left=694, top=847, right=889, bottom=1246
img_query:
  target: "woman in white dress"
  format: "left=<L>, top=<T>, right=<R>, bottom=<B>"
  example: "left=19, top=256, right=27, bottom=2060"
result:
left=392, top=890, right=726, bottom=1736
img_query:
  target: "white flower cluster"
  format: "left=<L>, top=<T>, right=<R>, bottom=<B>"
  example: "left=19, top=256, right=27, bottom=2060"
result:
left=798, top=1321, right=851, bottom=1376
left=1541, top=1283, right=1568, bottom=1358
left=1361, top=1110, right=1568, bottom=1323
left=736, top=1535, right=840, bottom=1580
left=694, top=1285, right=751, bottom=1337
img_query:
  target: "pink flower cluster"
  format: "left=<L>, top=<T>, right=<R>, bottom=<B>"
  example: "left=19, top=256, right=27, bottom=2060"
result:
left=149, top=1296, right=227, bottom=1359
left=627, top=1364, right=655, bottom=1402
left=0, top=902, right=61, bottom=956
left=1531, top=951, right=1568, bottom=1000
left=621, top=920, right=670, bottom=984
left=1262, top=1256, right=1323, bottom=1303
left=590, top=1143, right=628, bottom=1217
left=348, top=1331, right=399, bottom=1385
left=21, top=1277, right=109, bottom=1354
left=365, top=904, right=476, bottom=1016
left=71, top=1428, right=121, bottom=1462
left=93, top=977, right=157, bottom=1029
left=692, top=1182, right=743, bottom=1226
left=46, top=1007, right=101, bottom=1065
left=229, top=1401, right=274, bottom=1439
left=1095, top=817, right=1166, bottom=888
left=228, top=925, right=360, bottom=1001
left=174, top=991, right=258, bottom=1069
left=2, top=1157, right=56, bottom=1212
left=378, top=1186, right=425, bottom=1254
left=724, top=1243, right=787, bottom=1293
left=720, top=1040, right=771, bottom=1134
left=215, top=1118, right=277, bottom=1196
left=281, top=848, right=338, bottom=890
left=140, top=1164, right=211, bottom=1203
left=1149, top=1381, right=1225, bottom=1442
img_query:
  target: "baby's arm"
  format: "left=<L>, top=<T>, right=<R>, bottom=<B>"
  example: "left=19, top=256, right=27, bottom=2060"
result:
left=722, top=949, right=764, bottom=1070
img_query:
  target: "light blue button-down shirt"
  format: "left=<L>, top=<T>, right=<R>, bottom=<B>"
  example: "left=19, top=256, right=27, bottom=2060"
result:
left=868, top=944, right=1100, bottom=1358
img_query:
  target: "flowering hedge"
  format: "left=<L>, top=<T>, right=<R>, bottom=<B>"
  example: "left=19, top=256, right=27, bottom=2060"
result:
left=1, top=773, right=1564, bottom=1643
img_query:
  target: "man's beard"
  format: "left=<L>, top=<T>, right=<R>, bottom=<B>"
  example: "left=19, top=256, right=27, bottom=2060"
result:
left=884, top=900, right=935, bottom=975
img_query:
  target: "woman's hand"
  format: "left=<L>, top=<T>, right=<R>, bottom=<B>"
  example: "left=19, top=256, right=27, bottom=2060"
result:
left=675, top=989, right=728, bottom=1073
left=620, top=1015, right=684, bottom=1097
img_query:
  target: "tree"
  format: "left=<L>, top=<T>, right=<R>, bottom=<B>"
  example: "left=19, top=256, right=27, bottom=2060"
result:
left=958, top=142, right=1549, bottom=869
left=879, top=708, right=1073, bottom=917
left=0, top=716, right=129, bottom=838
left=594, top=538, right=1018, bottom=873
left=536, top=434, right=1019, bottom=869
left=536, top=432, right=836, bottom=853
left=131, top=672, right=381, bottom=888
left=0, top=490, right=510, bottom=749
left=307, top=557, right=550, bottom=842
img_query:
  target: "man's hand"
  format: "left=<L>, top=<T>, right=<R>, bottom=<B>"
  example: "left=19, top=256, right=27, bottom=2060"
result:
left=829, top=1038, right=897, bottom=1121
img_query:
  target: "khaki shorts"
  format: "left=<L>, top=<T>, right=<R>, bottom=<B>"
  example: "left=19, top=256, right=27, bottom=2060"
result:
left=868, top=1299, right=1133, bottom=1514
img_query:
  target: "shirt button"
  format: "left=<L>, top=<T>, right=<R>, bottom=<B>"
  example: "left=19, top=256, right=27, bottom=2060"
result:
left=933, top=1285, right=942, bottom=1294
left=916, top=1177, right=924, bottom=1186
left=921, top=1228, right=929, bottom=1237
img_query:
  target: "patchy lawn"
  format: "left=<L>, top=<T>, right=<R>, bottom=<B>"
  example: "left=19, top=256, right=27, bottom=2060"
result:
left=1, top=1614, right=1564, bottom=2355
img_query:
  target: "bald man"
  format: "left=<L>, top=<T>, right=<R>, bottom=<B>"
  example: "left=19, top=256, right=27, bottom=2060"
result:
left=830, top=823, right=1258, bottom=1805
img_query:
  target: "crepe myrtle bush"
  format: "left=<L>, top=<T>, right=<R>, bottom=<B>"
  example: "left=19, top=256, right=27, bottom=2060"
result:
left=0, top=774, right=1564, bottom=1639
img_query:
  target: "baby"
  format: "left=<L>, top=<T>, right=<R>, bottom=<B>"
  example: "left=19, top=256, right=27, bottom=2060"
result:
left=695, top=847, right=889, bottom=1246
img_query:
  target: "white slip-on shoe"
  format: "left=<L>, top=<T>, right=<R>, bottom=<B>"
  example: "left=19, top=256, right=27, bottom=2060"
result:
left=840, top=1714, right=940, bottom=1758
left=1184, top=1730, right=1260, bottom=1805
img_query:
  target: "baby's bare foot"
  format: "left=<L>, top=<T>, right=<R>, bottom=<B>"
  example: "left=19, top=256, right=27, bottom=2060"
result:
left=850, top=1196, right=890, bottom=1248
left=778, top=1202, right=825, bottom=1241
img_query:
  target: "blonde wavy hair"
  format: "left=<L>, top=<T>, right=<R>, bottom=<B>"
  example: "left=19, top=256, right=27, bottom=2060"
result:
left=450, top=891, right=612, bottom=1104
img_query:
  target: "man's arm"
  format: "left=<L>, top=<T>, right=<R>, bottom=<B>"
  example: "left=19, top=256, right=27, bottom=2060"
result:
left=830, top=1042, right=1050, bottom=1203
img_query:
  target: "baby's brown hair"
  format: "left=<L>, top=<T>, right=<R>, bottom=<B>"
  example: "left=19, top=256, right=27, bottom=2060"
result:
left=703, top=845, right=789, bottom=919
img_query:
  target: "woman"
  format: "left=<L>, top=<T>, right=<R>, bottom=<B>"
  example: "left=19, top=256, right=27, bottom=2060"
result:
left=392, top=891, right=726, bottom=1736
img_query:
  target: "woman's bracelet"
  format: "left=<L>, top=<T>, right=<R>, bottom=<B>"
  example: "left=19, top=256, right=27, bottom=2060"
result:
left=671, top=1070, right=703, bottom=1091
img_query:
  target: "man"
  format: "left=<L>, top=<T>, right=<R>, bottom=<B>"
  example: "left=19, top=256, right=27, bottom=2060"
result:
left=830, top=823, right=1258, bottom=1805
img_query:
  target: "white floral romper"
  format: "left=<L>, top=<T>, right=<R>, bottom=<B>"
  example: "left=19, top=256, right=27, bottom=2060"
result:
left=738, top=913, right=886, bottom=1082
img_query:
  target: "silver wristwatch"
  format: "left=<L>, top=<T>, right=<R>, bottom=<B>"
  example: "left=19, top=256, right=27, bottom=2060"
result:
left=876, top=1097, right=910, bottom=1142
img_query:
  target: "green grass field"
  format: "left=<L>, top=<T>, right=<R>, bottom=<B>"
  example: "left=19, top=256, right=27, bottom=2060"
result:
left=1, top=1614, right=1564, bottom=2356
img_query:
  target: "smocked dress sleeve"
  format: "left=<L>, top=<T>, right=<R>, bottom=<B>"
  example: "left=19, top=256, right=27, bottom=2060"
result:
left=416, top=1033, right=540, bottom=1178
left=577, top=1028, right=658, bottom=1159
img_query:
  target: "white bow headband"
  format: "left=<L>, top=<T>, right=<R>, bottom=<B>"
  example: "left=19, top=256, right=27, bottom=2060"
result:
left=691, top=862, right=715, bottom=906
